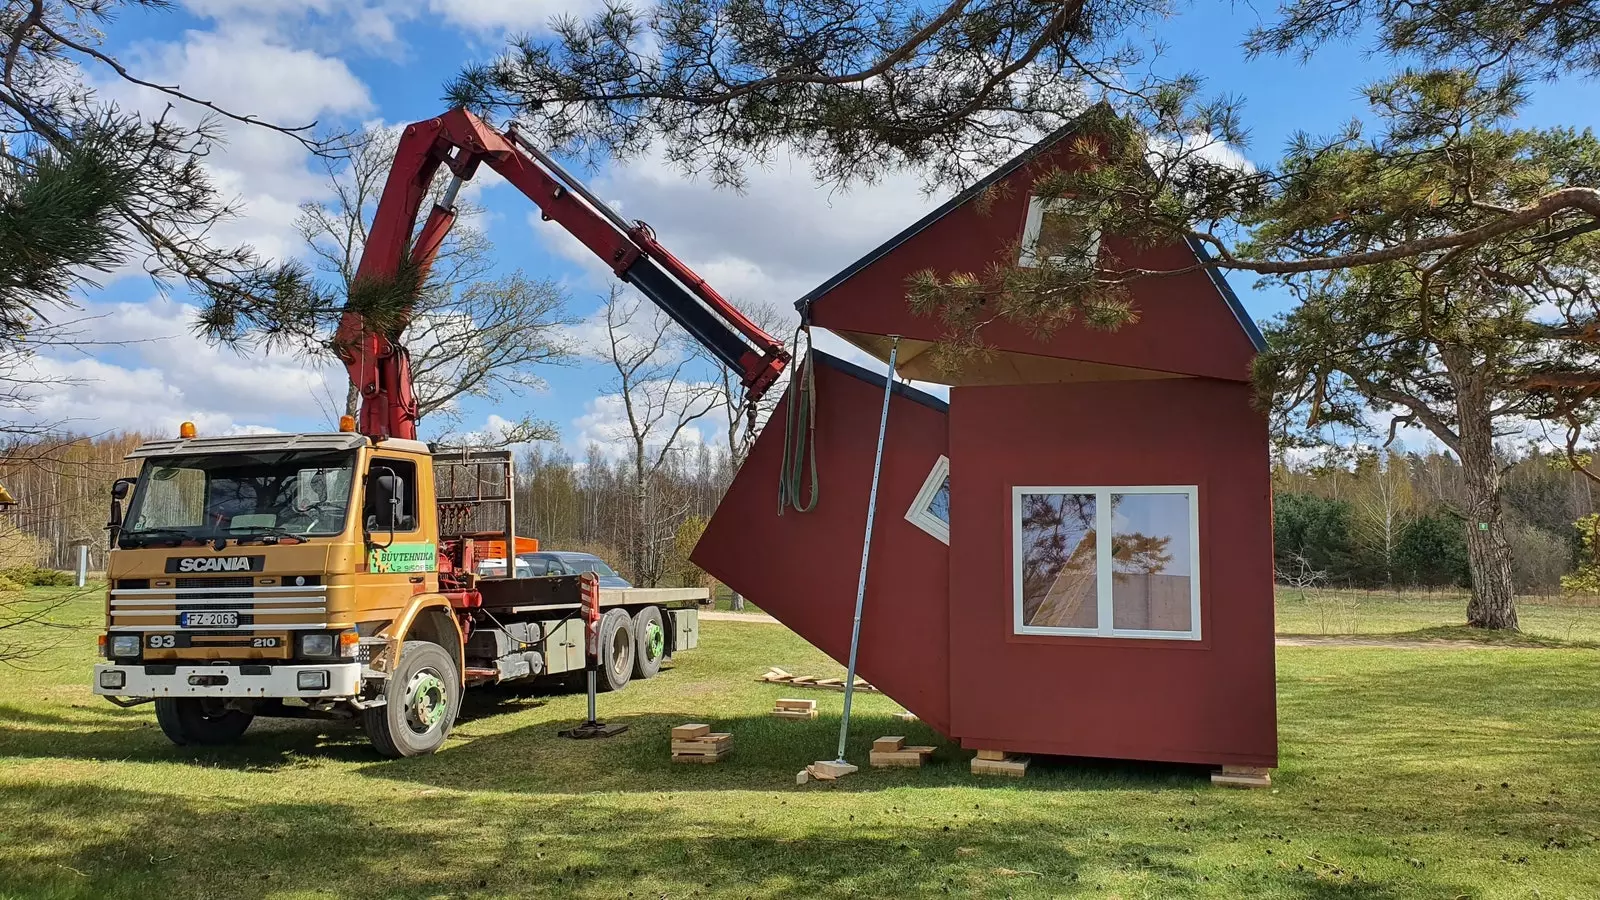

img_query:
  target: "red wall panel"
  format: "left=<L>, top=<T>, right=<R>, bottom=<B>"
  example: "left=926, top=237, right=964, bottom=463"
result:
left=947, top=378, right=1277, bottom=767
left=809, top=150, right=1258, bottom=383
left=692, top=354, right=954, bottom=733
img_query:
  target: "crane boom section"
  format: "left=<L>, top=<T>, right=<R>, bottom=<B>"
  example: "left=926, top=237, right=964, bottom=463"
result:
left=339, top=109, right=790, bottom=441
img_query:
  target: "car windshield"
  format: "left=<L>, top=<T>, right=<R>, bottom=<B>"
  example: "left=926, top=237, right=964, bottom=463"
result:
left=121, top=450, right=356, bottom=546
left=572, top=557, right=620, bottom=577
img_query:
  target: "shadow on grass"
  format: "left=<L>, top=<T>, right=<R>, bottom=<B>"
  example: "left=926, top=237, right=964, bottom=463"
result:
left=0, top=780, right=1428, bottom=900
left=357, top=707, right=1220, bottom=796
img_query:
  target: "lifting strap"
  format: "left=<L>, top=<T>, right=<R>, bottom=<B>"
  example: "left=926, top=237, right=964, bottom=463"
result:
left=778, top=320, right=820, bottom=514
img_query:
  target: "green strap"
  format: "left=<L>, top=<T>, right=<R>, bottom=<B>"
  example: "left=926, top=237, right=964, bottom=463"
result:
left=779, top=324, right=819, bottom=514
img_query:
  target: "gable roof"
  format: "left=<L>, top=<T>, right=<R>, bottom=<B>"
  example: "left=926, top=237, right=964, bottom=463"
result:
left=795, top=108, right=1266, bottom=354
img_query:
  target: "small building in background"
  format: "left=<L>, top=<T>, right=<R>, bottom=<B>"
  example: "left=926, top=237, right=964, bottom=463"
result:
left=693, top=112, right=1277, bottom=772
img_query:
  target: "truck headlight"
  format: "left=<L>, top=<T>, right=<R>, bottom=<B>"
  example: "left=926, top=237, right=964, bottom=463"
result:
left=99, top=670, right=126, bottom=690
left=300, top=633, right=335, bottom=657
left=297, top=670, right=329, bottom=690
left=110, top=635, right=141, bottom=658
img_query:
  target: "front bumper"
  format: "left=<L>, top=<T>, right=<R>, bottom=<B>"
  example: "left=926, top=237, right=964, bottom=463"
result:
left=92, top=662, right=361, bottom=699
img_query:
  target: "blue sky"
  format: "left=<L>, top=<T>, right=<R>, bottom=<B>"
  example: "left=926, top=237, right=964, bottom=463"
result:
left=39, top=0, right=1599, bottom=457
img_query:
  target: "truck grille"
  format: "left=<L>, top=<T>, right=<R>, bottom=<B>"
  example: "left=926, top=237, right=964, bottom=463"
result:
left=108, top=574, right=329, bottom=632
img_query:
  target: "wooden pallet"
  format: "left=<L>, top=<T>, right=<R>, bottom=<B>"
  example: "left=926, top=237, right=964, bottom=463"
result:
left=671, top=726, right=732, bottom=764
left=868, top=736, right=936, bottom=768
left=971, top=751, right=1029, bottom=778
left=771, top=698, right=818, bottom=719
left=1211, top=765, right=1272, bottom=788
left=758, top=667, right=879, bottom=693
left=797, top=759, right=858, bottom=783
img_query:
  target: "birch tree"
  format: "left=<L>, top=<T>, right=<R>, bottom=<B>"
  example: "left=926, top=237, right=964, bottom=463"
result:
left=599, top=287, right=720, bottom=585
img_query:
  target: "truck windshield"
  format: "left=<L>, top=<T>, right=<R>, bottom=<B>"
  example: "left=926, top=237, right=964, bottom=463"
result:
left=120, top=450, right=356, bottom=547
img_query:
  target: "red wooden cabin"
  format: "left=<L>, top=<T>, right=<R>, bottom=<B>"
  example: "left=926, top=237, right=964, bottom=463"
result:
left=693, top=117, right=1277, bottom=772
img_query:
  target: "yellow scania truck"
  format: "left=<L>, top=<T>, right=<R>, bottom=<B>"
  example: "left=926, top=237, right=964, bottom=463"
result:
left=89, top=106, right=790, bottom=757
left=92, top=426, right=705, bottom=756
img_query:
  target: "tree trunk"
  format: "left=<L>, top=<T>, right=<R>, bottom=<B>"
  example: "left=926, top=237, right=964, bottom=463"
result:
left=344, top=380, right=359, bottom=418
left=731, top=590, right=744, bottom=611
left=1452, top=364, right=1519, bottom=630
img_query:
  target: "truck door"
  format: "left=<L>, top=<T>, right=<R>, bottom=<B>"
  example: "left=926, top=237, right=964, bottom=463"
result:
left=362, top=456, right=437, bottom=604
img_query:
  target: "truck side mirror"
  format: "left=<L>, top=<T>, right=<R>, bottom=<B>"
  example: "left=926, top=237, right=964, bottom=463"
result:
left=107, top=477, right=135, bottom=548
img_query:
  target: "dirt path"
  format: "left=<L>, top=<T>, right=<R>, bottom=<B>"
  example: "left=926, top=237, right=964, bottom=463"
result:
left=701, top=611, right=1534, bottom=650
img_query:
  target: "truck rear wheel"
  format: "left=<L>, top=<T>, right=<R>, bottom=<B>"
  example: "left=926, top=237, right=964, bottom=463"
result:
left=598, top=609, right=634, bottom=692
left=363, top=640, right=460, bottom=758
left=632, top=606, right=665, bottom=679
left=154, top=698, right=253, bottom=746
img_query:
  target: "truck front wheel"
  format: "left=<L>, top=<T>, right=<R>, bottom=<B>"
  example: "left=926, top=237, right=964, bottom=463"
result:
left=155, top=698, right=253, bottom=746
left=363, top=640, right=461, bottom=758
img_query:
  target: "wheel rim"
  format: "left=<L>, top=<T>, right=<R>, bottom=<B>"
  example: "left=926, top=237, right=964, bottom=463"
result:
left=403, top=668, right=449, bottom=735
left=610, top=625, right=632, bottom=678
left=644, top=621, right=664, bottom=661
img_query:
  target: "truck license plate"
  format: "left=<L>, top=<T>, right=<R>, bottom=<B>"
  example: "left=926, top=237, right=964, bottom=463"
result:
left=180, top=611, right=239, bottom=628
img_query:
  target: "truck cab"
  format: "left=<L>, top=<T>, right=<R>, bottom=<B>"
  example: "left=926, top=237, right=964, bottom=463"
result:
left=93, top=424, right=705, bottom=757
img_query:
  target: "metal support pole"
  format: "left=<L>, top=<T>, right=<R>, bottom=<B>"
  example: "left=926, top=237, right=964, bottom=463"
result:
left=76, top=545, right=87, bottom=587
left=836, top=335, right=900, bottom=764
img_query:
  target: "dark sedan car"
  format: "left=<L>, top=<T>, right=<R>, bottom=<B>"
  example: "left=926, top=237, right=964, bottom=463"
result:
left=516, top=551, right=633, bottom=588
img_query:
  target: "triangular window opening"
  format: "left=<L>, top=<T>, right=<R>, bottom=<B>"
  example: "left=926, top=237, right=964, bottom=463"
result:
left=906, top=455, right=951, bottom=544
left=1019, top=196, right=1101, bottom=269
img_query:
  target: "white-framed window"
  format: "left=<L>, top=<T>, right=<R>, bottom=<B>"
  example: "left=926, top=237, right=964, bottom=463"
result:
left=1019, top=196, right=1102, bottom=268
left=1012, top=485, right=1200, bottom=640
left=905, top=455, right=950, bottom=544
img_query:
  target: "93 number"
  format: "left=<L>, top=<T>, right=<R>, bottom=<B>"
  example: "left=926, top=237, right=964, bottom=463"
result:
left=147, top=634, right=175, bottom=649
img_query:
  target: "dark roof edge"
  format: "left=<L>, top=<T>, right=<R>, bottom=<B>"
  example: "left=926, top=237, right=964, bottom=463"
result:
left=812, top=350, right=950, bottom=414
left=1185, top=238, right=1267, bottom=353
left=795, top=115, right=1097, bottom=311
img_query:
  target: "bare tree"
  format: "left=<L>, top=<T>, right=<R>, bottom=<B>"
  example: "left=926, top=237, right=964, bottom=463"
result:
left=600, top=287, right=720, bottom=585
left=295, top=125, right=579, bottom=438
left=1351, top=450, right=1415, bottom=587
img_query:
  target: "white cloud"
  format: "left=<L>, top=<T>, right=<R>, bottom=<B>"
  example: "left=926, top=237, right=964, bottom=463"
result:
left=15, top=298, right=336, bottom=436
left=571, top=390, right=713, bottom=462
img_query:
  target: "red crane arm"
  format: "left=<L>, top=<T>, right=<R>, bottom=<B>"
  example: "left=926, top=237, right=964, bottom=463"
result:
left=338, top=108, right=791, bottom=441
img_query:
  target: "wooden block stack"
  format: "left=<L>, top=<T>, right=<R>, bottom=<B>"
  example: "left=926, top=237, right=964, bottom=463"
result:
left=970, top=749, right=1029, bottom=778
left=671, top=723, right=732, bottom=764
left=771, top=698, right=818, bottom=720
left=1211, top=765, right=1272, bottom=788
left=796, top=759, right=859, bottom=784
left=869, top=736, right=936, bottom=768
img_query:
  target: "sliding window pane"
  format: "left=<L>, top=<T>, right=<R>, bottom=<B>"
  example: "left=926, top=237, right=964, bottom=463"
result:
left=1110, top=493, right=1192, bottom=632
left=1019, top=492, right=1098, bottom=629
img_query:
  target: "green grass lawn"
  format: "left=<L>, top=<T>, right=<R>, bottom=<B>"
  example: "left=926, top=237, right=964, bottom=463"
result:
left=1275, top=587, right=1600, bottom=643
left=1, top=587, right=1598, bottom=899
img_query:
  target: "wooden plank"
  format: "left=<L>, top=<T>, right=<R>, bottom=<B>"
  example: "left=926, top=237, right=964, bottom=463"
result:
left=671, top=734, right=732, bottom=754
left=975, top=749, right=1007, bottom=761
left=771, top=709, right=818, bottom=720
left=971, top=756, right=1029, bottom=778
left=774, top=698, right=816, bottom=710
left=870, top=746, right=935, bottom=767
left=672, top=751, right=729, bottom=764
left=809, top=760, right=858, bottom=780
left=752, top=669, right=883, bottom=688
left=873, top=736, right=906, bottom=752
left=1211, top=766, right=1271, bottom=789
left=671, top=723, right=711, bottom=740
